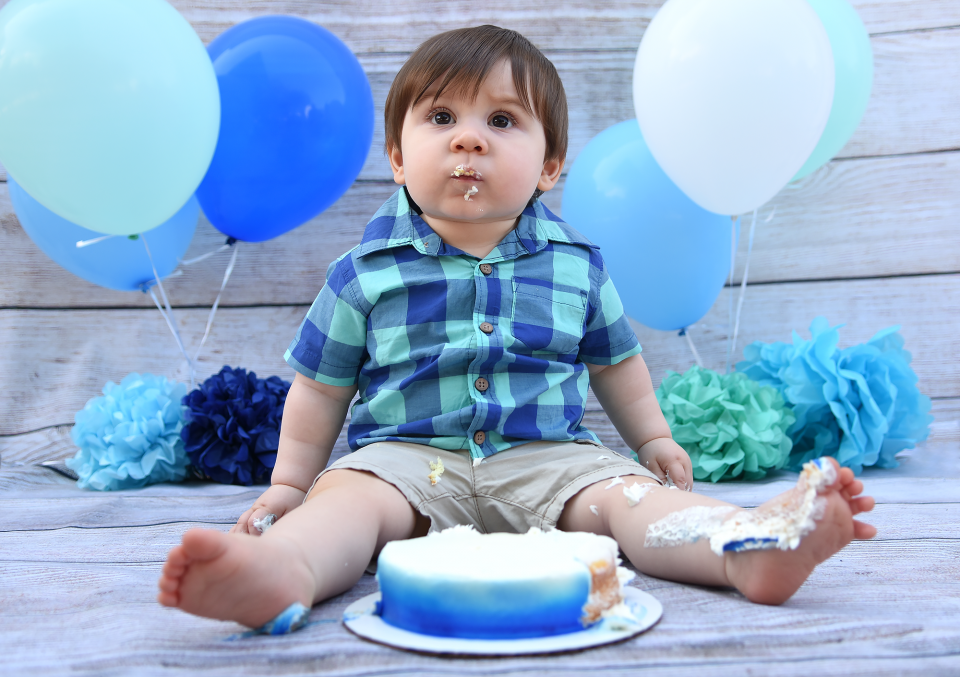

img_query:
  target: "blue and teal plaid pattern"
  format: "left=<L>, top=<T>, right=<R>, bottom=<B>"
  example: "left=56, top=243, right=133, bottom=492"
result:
left=285, top=188, right=641, bottom=459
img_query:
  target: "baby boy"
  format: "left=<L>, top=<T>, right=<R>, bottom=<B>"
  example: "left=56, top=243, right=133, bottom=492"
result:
left=159, top=25, right=876, bottom=629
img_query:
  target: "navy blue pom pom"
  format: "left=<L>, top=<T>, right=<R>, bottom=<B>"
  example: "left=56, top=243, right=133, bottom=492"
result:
left=181, top=366, right=291, bottom=485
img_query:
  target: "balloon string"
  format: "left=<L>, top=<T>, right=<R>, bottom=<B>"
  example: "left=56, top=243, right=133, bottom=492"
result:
left=725, top=216, right=738, bottom=374
left=147, top=287, right=195, bottom=390
left=679, top=327, right=704, bottom=368
left=76, top=234, right=116, bottom=248
left=180, top=237, right=237, bottom=266
left=194, top=242, right=239, bottom=362
left=731, top=208, right=758, bottom=365
left=142, top=234, right=196, bottom=388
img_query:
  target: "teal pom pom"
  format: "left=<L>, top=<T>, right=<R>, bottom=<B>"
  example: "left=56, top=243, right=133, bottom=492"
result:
left=656, top=366, right=795, bottom=482
left=66, top=373, right=190, bottom=490
left=737, top=317, right=933, bottom=474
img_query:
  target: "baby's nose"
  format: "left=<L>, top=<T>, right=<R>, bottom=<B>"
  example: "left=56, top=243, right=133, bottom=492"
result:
left=451, top=125, right=487, bottom=153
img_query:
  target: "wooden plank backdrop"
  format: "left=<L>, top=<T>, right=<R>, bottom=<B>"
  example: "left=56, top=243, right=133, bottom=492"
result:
left=1, top=0, right=958, bottom=674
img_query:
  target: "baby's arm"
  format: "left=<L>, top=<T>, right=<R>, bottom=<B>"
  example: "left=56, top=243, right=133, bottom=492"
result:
left=232, top=372, right=358, bottom=535
left=586, top=354, right=694, bottom=490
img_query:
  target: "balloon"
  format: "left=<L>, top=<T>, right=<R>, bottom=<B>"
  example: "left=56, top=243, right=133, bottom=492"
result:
left=633, top=0, right=834, bottom=215
left=562, top=121, right=734, bottom=332
left=792, top=0, right=873, bottom=180
left=0, top=0, right=219, bottom=235
left=196, top=16, right=375, bottom=242
left=9, top=177, right=198, bottom=292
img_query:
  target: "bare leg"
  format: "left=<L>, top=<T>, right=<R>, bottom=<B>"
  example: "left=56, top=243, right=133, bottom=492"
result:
left=558, top=459, right=876, bottom=605
left=157, top=469, right=421, bottom=628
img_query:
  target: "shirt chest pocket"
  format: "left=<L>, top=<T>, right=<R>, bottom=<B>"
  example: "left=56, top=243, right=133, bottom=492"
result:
left=510, top=277, right=587, bottom=354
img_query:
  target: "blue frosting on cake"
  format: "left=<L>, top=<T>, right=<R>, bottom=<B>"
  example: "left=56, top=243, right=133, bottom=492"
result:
left=378, top=564, right=591, bottom=638
left=375, top=527, right=623, bottom=639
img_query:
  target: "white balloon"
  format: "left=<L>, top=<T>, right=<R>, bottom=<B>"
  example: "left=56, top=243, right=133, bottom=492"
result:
left=633, top=0, right=834, bottom=215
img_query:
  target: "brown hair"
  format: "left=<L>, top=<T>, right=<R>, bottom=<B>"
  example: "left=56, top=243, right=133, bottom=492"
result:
left=384, top=25, right=568, bottom=163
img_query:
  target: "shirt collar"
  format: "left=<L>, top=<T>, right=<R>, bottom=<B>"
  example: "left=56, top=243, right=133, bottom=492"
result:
left=354, top=187, right=596, bottom=259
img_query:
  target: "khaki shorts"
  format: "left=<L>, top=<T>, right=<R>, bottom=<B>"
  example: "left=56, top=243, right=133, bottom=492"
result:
left=308, top=439, right=662, bottom=534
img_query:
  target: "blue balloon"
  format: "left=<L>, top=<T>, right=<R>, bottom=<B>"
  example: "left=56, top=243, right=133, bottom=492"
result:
left=9, top=177, right=198, bottom=292
left=196, top=17, right=374, bottom=242
left=562, top=120, right=733, bottom=332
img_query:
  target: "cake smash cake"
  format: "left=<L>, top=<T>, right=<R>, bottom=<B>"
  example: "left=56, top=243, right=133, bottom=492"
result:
left=375, top=526, right=638, bottom=639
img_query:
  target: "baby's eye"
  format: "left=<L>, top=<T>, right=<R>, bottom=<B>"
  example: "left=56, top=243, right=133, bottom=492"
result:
left=490, top=114, right=513, bottom=129
left=431, top=110, right=453, bottom=125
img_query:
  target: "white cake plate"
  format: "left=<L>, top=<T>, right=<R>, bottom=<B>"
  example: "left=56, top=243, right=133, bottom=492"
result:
left=342, top=587, right=662, bottom=656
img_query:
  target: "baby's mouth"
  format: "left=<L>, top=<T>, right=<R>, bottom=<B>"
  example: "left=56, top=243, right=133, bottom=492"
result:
left=451, top=164, right=483, bottom=180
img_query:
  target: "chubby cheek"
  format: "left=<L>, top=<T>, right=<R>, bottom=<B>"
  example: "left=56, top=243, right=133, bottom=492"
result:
left=493, top=159, right=543, bottom=205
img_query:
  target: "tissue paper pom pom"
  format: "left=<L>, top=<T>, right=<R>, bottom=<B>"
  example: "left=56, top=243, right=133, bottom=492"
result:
left=737, top=317, right=933, bottom=474
left=66, top=373, right=189, bottom=491
left=657, top=366, right=795, bottom=482
left=181, top=366, right=290, bottom=485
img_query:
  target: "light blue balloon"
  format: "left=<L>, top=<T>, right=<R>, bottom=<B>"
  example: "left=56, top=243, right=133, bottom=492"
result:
left=793, top=0, right=873, bottom=180
left=0, top=0, right=219, bottom=235
left=9, top=177, right=198, bottom=292
left=562, top=120, right=733, bottom=332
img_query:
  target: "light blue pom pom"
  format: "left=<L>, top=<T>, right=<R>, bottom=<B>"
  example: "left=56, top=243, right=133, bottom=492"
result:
left=66, top=373, right=190, bottom=490
left=737, top=318, right=933, bottom=474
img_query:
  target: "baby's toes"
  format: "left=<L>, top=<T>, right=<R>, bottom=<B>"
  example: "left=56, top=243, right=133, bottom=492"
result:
left=849, top=495, right=875, bottom=515
left=853, top=519, right=878, bottom=539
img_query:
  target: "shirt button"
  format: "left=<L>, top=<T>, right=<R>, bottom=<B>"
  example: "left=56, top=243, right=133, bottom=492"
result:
left=474, top=377, right=489, bottom=392
left=479, top=322, right=494, bottom=334
left=473, top=430, right=486, bottom=445
left=479, top=263, right=493, bottom=275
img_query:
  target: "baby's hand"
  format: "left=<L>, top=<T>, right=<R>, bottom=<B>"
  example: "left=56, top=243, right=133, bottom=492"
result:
left=231, top=483, right=307, bottom=535
left=636, top=437, right=694, bottom=491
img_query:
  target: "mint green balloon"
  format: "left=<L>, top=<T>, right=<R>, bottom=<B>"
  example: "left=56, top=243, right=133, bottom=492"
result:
left=0, top=0, right=219, bottom=235
left=793, top=0, right=873, bottom=180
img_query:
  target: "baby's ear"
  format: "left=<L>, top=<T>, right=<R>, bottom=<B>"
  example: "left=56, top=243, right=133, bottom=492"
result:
left=537, top=156, right=565, bottom=192
left=388, top=143, right=405, bottom=185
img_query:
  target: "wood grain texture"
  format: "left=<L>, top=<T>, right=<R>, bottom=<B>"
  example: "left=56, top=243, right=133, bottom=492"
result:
left=3, top=273, right=955, bottom=435
left=5, top=150, right=959, bottom=309
left=167, top=0, right=960, bottom=51
left=1, top=28, right=959, bottom=185
left=0, top=539, right=957, bottom=676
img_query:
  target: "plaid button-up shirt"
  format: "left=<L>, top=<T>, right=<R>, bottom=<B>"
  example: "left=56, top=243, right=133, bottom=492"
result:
left=285, top=188, right=641, bottom=459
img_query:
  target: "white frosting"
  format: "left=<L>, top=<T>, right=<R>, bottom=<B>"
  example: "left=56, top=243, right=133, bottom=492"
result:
left=589, top=505, right=599, bottom=515
left=464, top=185, right=478, bottom=201
left=395, top=527, right=618, bottom=581
left=623, top=482, right=656, bottom=507
left=645, top=458, right=839, bottom=555
left=605, top=476, right=624, bottom=490
left=252, top=513, right=276, bottom=534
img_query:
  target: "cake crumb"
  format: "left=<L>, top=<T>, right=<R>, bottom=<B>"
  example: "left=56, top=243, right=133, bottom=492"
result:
left=605, top=476, right=624, bottom=490
left=464, top=185, right=478, bottom=201
left=473, top=456, right=483, bottom=468
left=589, top=505, right=599, bottom=516
left=428, top=457, right=445, bottom=485
left=452, top=164, right=481, bottom=178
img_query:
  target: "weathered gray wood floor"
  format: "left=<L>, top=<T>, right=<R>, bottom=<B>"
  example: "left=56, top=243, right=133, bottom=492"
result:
left=2, top=401, right=957, bottom=676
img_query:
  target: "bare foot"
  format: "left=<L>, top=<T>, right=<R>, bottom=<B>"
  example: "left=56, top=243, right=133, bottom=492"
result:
left=724, top=459, right=876, bottom=605
left=157, top=528, right=317, bottom=628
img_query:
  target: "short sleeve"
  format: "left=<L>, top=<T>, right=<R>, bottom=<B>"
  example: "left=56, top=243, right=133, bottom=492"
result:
left=578, top=261, right=641, bottom=365
left=284, top=257, right=369, bottom=386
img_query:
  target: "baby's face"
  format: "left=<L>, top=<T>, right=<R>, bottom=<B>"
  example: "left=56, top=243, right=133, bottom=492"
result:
left=389, top=60, right=559, bottom=223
